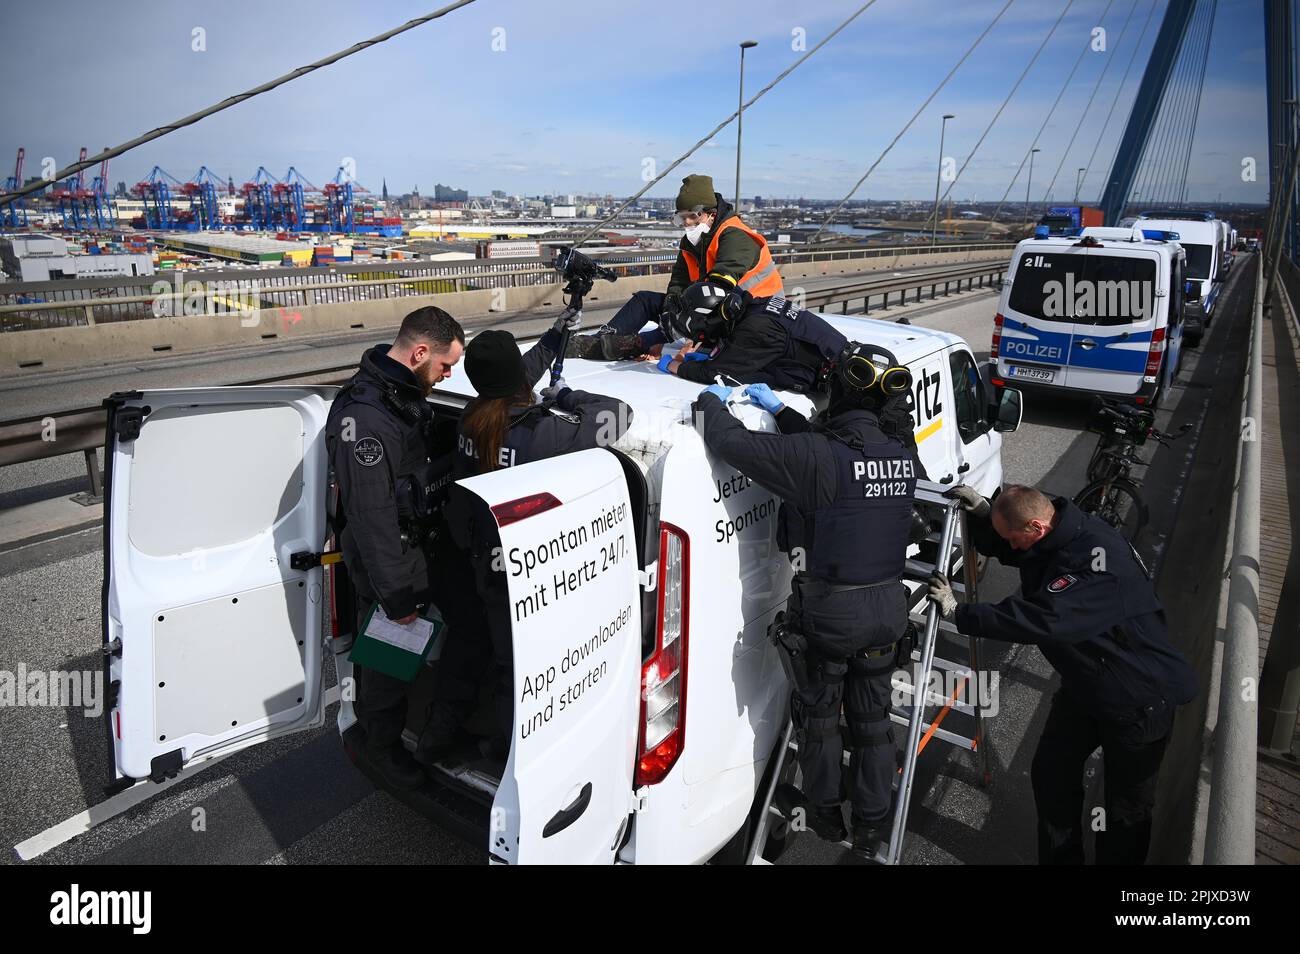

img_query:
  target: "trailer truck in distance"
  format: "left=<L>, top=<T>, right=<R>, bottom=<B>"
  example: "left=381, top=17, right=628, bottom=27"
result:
left=1038, top=206, right=1104, bottom=234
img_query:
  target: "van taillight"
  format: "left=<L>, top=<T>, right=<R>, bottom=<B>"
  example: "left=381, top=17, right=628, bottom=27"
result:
left=635, top=522, right=689, bottom=787
left=991, top=313, right=1004, bottom=359
left=491, top=492, right=561, bottom=527
left=1143, top=326, right=1166, bottom=381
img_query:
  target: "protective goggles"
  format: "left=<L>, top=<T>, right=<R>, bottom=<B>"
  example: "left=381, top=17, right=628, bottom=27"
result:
left=836, top=343, right=913, bottom=396
left=672, top=206, right=713, bottom=227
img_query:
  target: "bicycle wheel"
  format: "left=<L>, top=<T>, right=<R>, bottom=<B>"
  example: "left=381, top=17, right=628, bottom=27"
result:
left=1073, top=476, right=1149, bottom=543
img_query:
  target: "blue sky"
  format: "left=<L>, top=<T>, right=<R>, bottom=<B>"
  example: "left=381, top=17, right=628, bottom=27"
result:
left=0, top=0, right=1272, bottom=203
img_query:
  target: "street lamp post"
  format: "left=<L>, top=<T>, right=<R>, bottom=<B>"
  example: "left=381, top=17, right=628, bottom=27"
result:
left=1074, top=167, right=1085, bottom=205
left=931, top=113, right=954, bottom=247
left=1025, top=147, right=1041, bottom=233
left=735, top=40, right=758, bottom=211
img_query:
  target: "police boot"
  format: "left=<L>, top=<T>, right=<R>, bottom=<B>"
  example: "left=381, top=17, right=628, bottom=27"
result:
left=369, top=743, right=425, bottom=790
left=597, top=334, right=644, bottom=360
left=564, top=325, right=613, bottom=359
left=775, top=783, right=847, bottom=843
left=413, top=701, right=471, bottom=766
left=851, top=822, right=887, bottom=861
left=565, top=328, right=643, bottom=361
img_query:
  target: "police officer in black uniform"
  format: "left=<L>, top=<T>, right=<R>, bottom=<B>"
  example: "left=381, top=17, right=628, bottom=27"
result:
left=325, top=306, right=465, bottom=789
left=443, top=326, right=634, bottom=754
left=693, top=342, right=919, bottom=858
left=928, top=483, right=1197, bottom=864
left=656, top=285, right=846, bottom=396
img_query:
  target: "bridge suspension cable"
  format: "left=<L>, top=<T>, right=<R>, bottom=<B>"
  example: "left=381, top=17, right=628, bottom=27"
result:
left=808, top=0, right=1016, bottom=244
left=1176, top=0, right=1219, bottom=205
left=570, top=0, right=884, bottom=248
left=1082, top=0, right=1160, bottom=199
left=933, top=0, right=1077, bottom=220
left=1035, top=0, right=1141, bottom=206
left=0, top=0, right=479, bottom=208
left=978, top=0, right=1125, bottom=237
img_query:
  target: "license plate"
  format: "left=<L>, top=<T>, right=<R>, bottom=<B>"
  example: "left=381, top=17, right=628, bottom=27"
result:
left=1008, top=365, right=1056, bottom=383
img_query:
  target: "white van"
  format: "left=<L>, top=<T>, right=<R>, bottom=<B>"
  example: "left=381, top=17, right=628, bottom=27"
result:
left=1136, top=211, right=1221, bottom=316
left=1217, top=219, right=1233, bottom=275
left=991, top=224, right=1191, bottom=408
left=100, top=312, right=1023, bottom=864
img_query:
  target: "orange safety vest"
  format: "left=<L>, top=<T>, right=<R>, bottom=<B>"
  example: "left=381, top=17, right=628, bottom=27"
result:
left=681, top=217, right=784, bottom=297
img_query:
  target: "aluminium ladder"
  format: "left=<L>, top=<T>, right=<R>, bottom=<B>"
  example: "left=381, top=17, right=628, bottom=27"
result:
left=748, top=479, right=991, bottom=865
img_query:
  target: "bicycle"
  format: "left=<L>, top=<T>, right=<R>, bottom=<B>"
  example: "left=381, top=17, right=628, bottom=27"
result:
left=1072, top=400, right=1189, bottom=543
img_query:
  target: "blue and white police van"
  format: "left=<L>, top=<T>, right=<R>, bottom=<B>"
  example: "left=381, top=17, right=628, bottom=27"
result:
left=991, top=223, right=1192, bottom=408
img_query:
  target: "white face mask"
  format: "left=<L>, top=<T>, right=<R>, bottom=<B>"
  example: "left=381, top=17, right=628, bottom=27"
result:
left=683, top=218, right=711, bottom=244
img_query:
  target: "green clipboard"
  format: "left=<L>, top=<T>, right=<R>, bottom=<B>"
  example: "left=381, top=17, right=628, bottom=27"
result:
left=348, top=602, right=445, bottom=682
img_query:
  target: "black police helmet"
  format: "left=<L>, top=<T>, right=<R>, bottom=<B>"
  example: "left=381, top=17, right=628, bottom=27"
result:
left=680, top=279, right=731, bottom=343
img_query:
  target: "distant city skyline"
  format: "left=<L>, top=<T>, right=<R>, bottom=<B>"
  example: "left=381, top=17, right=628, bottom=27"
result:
left=0, top=0, right=1271, bottom=204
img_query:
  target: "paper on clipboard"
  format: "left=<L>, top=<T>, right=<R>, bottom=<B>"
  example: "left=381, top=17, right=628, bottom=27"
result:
left=363, top=607, right=436, bottom=655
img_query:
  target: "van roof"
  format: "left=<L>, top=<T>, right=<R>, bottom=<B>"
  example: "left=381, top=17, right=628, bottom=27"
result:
left=1130, top=217, right=1218, bottom=242
left=1015, top=231, right=1177, bottom=256
left=435, top=311, right=962, bottom=421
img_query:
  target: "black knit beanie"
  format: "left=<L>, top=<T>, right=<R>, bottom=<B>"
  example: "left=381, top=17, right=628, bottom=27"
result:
left=465, top=329, right=526, bottom=398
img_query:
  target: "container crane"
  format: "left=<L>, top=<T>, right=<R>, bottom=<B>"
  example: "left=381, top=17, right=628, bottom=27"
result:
left=131, top=166, right=192, bottom=230
left=1, top=147, right=27, bottom=228
left=88, top=149, right=115, bottom=230
left=238, top=167, right=279, bottom=231
left=184, top=166, right=226, bottom=230
left=53, top=147, right=98, bottom=230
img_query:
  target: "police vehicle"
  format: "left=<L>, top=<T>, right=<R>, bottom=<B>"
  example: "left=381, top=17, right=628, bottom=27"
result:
left=1136, top=211, right=1222, bottom=317
left=991, top=223, right=1192, bottom=408
left=100, top=311, right=1022, bottom=864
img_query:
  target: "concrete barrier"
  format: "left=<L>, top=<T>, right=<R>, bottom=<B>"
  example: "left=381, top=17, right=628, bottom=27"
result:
left=1, top=247, right=1009, bottom=373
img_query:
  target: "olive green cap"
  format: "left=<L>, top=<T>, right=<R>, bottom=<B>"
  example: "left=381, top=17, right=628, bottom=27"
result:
left=676, top=174, right=717, bottom=211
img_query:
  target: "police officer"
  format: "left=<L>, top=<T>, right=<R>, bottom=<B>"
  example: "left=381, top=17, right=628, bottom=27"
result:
left=927, top=484, right=1197, bottom=864
left=652, top=286, right=844, bottom=395
left=566, top=173, right=784, bottom=361
left=693, top=342, right=919, bottom=858
left=325, top=306, right=465, bottom=789
left=444, top=325, right=634, bottom=754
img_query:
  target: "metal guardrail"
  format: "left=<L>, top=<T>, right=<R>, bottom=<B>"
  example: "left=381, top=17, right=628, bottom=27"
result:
left=1203, top=253, right=1263, bottom=865
left=0, top=241, right=1013, bottom=331
left=1258, top=255, right=1300, bottom=754
left=0, top=258, right=1008, bottom=491
left=800, top=261, right=1005, bottom=314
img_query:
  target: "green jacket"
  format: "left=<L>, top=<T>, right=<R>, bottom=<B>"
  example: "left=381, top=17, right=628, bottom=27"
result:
left=667, top=193, right=762, bottom=295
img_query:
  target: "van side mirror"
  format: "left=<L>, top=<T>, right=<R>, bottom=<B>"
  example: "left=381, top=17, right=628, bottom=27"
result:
left=993, top=387, right=1023, bottom=433
left=1184, top=279, right=1201, bottom=302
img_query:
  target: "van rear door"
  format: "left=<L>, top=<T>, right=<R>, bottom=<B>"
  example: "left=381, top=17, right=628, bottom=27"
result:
left=1061, top=249, right=1162, bottom=397
left=102, top=387, right=334, bottom=783
left=453, top=448, right=642, bottom=864
left=998, top=246, right=1080, bottom=388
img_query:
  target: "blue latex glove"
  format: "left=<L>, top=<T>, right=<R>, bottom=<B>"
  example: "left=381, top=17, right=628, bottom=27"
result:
left=657, top=353, right=675, bottom=374
left=700, top=383, right=732, bottom=403
left=744, top=383, right=785, bottom=414
left=681, top=350, right=710, bottom=362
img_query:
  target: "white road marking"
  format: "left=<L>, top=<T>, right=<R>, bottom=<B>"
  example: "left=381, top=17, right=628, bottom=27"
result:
left=13, top=683, right=342, bottom=861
